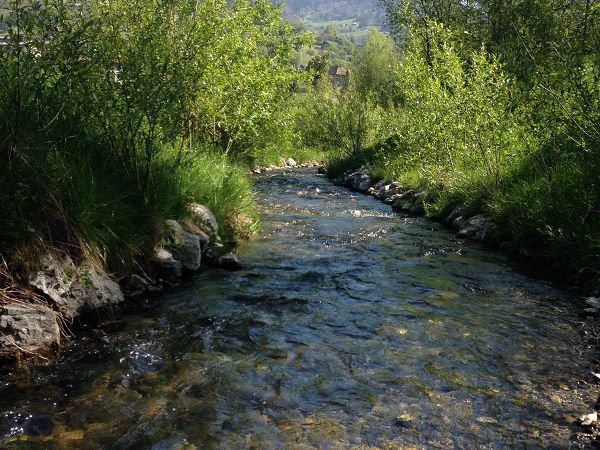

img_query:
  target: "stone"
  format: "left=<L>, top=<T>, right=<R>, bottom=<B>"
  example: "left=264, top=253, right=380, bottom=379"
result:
left=585, top=297, right=600, bottom=309
left=410, top=201, right=426, bottom=215
left=458, top=215, right=498, bottom=242
left=391, top=191, right=417, bottom=210
left=166, top=220, right=202, bottom=272
left=446, top=206, right=466, bottom=227
left=333, top=170, right=353, bottom=186
left=204, top=248, right=242, bottom=271
left=386, top=194, right=404, bottom=205
left=188, top=203, right=219, bottom=239
left=150, top=249, right=182, bottom=284
left=284, top=158, right=297, bottom=168
left=0, top=303, right=60, bottom=358
left=179, top=220, right=210, bottom=252
left=150, top=434, right=196, bottom=450
left=252, top=168, right=262, bottom=174
left=451, top=215, right=467, bottom=231
left=408, top=190, right=431, bottom=215
left=395, top=413, right=414, bottom=428
left=414, top=190, right=431, bottom=203
left=126, top=274, right=160, bottom=297
left=29, top=253, right=124, bottom=319
left=376, top=183, right=400, bottom=200
left=368, top=180, right=386, bottom=195
left=580, top=412, right=598, bottom=426
left=346, top=171, right=372, bottom=192
left=217, top=253, right=242, bottom=271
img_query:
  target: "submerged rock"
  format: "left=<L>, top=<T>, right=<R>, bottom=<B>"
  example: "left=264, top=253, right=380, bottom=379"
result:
left=204, top=249, right=242, bottom=271
left=0, top=303, right=60, bottom=358
left=166, top=220, right=202, bottom=272
left=585, top=297, right=600, bottom=309
left=150, top=434, right=196, bottom=450
left=126, top=274, right=162, bottom=298
left=580, top=412, right=598, bottom=426
left=29, top=253, right=124, bottom=319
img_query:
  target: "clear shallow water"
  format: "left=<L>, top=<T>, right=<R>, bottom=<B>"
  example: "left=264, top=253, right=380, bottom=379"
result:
left=0, top=169, right=597, bottom=449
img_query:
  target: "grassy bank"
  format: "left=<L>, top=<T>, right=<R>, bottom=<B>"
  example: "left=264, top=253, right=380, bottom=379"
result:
left=0, top=0, right=309, bottom=283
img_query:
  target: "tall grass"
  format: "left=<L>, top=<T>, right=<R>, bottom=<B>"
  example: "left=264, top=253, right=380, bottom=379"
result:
left=176, top=147, right=259, bottom=242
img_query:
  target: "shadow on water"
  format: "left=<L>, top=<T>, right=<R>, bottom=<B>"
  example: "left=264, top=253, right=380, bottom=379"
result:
left=0, top=169, right=598, bottom=449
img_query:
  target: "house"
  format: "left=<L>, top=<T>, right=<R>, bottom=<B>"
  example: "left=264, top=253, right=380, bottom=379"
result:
left=328, top=65, right=350, bottom=89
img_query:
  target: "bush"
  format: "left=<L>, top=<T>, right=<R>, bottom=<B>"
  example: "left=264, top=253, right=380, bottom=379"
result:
left=0, top=0, right=301, bottom=273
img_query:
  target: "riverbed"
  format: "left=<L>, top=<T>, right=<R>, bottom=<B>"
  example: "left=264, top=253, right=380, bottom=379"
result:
left=0, top=169, right=597, bottom=449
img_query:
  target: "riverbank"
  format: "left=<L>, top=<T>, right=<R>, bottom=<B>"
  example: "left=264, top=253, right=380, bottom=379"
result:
left=331, top=166, right=600, bottom=297
left=0, top=156, right=324, bottom=362
left=0, top=202, right=247, bottom=362
left=2, top=168, right=597, bottom=448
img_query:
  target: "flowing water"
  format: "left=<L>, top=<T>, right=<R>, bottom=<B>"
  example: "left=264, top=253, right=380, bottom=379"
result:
left=1, top=169, right=598, bottom=449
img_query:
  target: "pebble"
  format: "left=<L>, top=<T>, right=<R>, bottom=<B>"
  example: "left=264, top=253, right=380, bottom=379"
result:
left=579, top=412, right=598, bottom=426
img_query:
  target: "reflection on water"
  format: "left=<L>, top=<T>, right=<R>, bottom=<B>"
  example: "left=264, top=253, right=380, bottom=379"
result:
left=0, top=169, right=597, bottom=449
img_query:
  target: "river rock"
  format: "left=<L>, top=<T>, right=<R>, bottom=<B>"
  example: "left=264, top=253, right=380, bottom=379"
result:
left=204, top=246, right=242, bottom=271
left=391, top=190, right=417, bottom=210
left=585, top=297, right=600, bottom=309
left=0, top=303, right=60, bottom=358
left=580, top=412, right=598, bottom=426
left=384, top=193, right=401, bottom=205
left=377, top=182, right=402, bottom=201
left=333, top=170, right=353, bottom=186
left=410, top=191, right=432, bottom=215
left=126, top=274, right=162, bottom=297
left=368, top=180, right=386, bottom=195
left=346, top=171, right=372, bottom=192
left=29, top=254, right=124, bottom=319
left=285, top=158, right=298, bottom=168
left=217, top=253, right=242, bottom=271
left=166, top=220, right=202, bottom=272
left=458, top=215, right=498, bottom=242
left=150, top=249, right=182, bottom=284
left=411, top=201, right=426, bottom=215
left=188, top=203, right=219, bottom=241
left=446, top=206, right=466, bottom=228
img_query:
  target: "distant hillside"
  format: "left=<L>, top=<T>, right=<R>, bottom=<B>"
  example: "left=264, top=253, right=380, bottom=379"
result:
left=279, top=0, right=386, bottom=25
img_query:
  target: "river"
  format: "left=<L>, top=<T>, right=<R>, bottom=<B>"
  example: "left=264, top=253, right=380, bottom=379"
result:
left=0, top=169, right=597, bottom=449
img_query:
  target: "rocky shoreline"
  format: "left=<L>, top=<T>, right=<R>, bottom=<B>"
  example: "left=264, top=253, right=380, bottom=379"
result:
left=0, top=203, right=241, bottom=362
left=333, top=168, right=599, bottom=296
